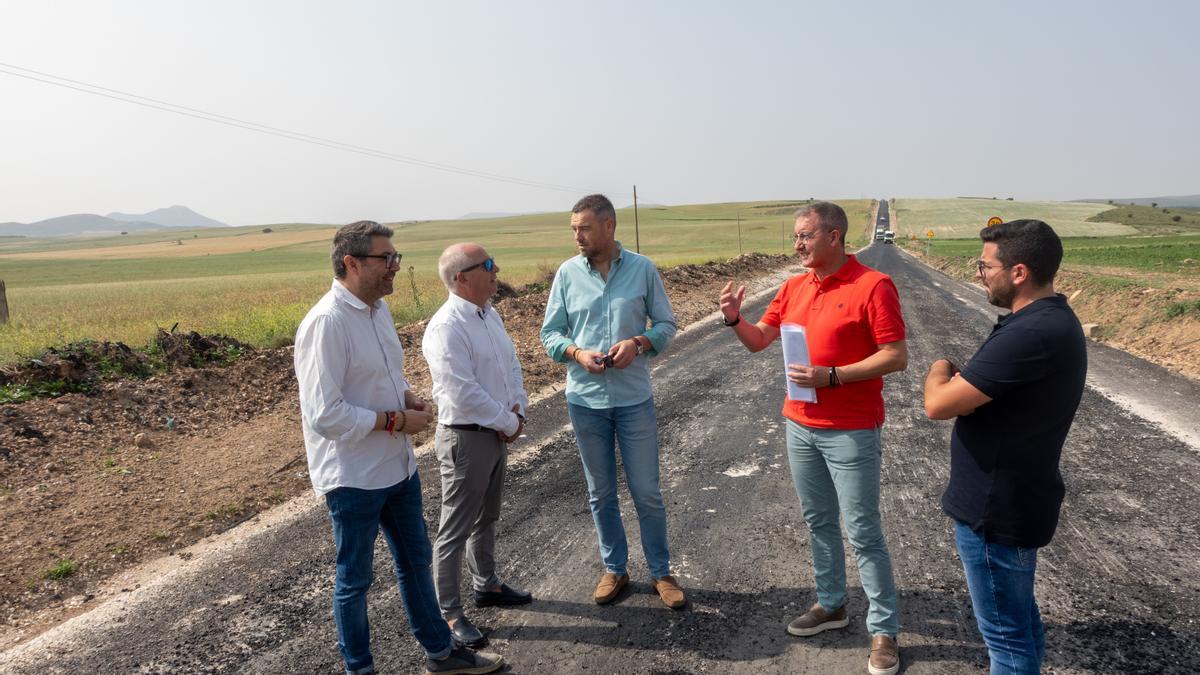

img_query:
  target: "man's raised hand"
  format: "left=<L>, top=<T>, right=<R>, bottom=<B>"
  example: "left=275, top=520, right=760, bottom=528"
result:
left=719, top=281, right=746, bottom=323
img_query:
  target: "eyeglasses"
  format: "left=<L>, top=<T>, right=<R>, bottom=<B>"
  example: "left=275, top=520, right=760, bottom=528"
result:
left=975, top=260, right=1007, bottom=274
left=357, top=252, right=402, bottom=267
left=792, top=231, right=833, bottom=243
left=460, top=257, right=496, bottom=274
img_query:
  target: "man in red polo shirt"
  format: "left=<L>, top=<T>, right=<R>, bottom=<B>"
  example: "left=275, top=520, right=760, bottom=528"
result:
left=719, top=201, right=907, bottom=675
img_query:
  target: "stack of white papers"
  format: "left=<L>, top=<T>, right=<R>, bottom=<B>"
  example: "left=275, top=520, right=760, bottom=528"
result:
left=781, top=323, right=817, bottom=403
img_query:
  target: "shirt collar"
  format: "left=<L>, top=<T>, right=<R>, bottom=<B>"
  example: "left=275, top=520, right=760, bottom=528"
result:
left=331, top=279, right=378, bottom=312
left=998, top=293, right=1067, bottom=325
left=807, top=254, right=861, bottom=286
left=446, top=291, right=490, bottom=317
left=581, top=241, right=625, bottom=271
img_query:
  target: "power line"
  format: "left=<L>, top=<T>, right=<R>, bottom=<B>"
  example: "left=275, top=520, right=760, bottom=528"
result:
left=0, top=61, right=632, bottom=197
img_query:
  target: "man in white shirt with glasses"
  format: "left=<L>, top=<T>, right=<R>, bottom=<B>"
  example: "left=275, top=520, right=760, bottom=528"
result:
left=423, top=242, right=532, bottom=650
left=294, top=222, right=503, bottom=675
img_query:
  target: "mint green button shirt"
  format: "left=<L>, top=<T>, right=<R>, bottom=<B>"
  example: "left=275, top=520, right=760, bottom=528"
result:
left=540, top=244, right=677, bottom=409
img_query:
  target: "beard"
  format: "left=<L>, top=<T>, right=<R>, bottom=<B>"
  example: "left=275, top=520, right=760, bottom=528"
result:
left=375, top=274, right=395, bottom=299
left=986, top=279, right=1016, bottom=309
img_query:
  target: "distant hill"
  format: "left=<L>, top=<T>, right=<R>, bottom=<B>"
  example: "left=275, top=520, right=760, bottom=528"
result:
left=107, top=205, right=229, bottom=229
left=0, top=213, right=160, bottom=237
left=1078, top=194, right=1200, bottom=209
left=0, top=206, right=228, bottom=237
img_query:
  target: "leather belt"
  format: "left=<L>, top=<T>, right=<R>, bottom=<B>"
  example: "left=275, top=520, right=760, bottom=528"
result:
left=444, top=423, right=497, bottom=433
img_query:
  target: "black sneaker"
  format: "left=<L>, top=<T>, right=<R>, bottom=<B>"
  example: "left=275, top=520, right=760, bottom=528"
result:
left=425, top=645, right=504, bottom=674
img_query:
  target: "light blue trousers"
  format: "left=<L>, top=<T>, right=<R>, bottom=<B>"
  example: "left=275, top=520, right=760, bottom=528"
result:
left=568, top=398, right=671, bottom=578
left=785, top=419, right=899, bottom=637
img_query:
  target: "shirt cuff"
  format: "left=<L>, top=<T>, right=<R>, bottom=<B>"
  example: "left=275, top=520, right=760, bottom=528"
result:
left=501, top=411, right=521, bottom=437
left=344, top=406, right=379, bottom=444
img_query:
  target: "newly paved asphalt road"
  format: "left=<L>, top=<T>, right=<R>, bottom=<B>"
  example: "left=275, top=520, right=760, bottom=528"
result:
left=5, top=210, right=1199, bottom=673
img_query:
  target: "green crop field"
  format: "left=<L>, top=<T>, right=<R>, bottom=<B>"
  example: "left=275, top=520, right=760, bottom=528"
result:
left=0, top=199, right=872, bottom=363
left=893, top=198, right=1135, bottom=238
left=897, top=198, right=1200, bottom=275
left=1084, top=204, right=1200, bottom=236
left=915, top=234, right=1200, bottom=274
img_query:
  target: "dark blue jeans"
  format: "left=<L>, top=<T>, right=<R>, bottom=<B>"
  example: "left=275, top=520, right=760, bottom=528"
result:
left=955, top=520, right=1045, bottom=674
left=325, top=472, right=453, bottom=673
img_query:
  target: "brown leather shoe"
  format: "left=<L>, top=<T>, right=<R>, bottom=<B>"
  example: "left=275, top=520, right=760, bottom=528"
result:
left=653, top=575, right=687, bottom=609
left=868, top=634, right=899, bottom=675
left=593, top=572, right=628, bottom=604
left=786, top=602, right=849, bottom=636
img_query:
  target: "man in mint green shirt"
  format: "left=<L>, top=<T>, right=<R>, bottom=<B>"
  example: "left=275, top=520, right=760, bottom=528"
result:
left=540, top=194, right=685, bottom=610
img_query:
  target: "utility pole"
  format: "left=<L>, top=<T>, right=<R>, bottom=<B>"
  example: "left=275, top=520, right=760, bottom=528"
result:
left=0, top=280, right=8, bottom=324
left=737, top=212, right=742, bottom=256
left=633, top=185, right=640, bottom=253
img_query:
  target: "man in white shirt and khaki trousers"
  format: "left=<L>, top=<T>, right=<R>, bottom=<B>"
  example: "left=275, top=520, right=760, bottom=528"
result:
left=295, top=222, right=504, bottom=675
left=423, top=242, right=533, bottom=650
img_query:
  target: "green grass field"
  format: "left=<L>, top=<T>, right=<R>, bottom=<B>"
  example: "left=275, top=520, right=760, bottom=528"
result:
left=0, top=199, right=872, bottom=363
left=914, top=234, right=1200, bottom=275
left=893, top=198, right=1135, bottom=238
left=1085, top=204, right=1200, bottom=236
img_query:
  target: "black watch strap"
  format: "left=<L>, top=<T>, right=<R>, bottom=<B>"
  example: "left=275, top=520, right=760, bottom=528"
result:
left=722, top=314, right=741, bottom=327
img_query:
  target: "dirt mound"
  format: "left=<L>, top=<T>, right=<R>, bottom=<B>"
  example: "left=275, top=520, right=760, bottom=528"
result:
left=0, top=330, right=250, bottom=401
left=153, top=329, right=249, bottom=369
left=660, top=253, right=791, bottom=286
left=0, top=341, right=152, bottom=391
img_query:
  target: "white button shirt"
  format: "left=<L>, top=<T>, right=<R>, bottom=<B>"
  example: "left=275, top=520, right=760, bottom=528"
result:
left=294, top=280, right=415, bottom=495
left=422, top=292, right=529, bottom=437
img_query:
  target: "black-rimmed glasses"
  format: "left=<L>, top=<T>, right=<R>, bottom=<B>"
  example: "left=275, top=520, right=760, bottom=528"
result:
left=975, top=260, right=1007, bottom=274
left=460, top=257, right=496, bottom=274
left=357, top=252, right=402, bottom=267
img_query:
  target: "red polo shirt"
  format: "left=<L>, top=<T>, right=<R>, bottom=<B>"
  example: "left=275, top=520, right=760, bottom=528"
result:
left=760, top=255, right=905, bottom=430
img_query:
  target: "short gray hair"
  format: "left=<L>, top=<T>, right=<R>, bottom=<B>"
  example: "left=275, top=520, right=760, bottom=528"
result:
left=794, top=201, right=848, bottom=242
left=331, top=220, right=393, bottom=279
left=437, top=243, right=476, bottom=291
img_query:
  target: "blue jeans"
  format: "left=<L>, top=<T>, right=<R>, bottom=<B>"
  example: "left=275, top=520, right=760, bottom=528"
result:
left=324, top=472, right=452, bottom=673
left=568, top=398, right=671, bottom=578
left=785, top=420, right=899, bottom=636
left=955, top=520, right=1045, bottom=674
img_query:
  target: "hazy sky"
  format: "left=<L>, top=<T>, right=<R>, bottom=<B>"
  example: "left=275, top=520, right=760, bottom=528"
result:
left=1, top=1, right=1196, bottom=226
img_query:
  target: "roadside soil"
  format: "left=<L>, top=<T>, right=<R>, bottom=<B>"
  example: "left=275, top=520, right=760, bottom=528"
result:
left=0, top=252, right=796, bottom=646
left=907, top=246, right=1200, bottom=381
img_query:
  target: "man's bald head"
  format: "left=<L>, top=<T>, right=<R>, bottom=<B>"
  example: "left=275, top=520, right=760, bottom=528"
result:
left=438, top=242, right=487, bottom=291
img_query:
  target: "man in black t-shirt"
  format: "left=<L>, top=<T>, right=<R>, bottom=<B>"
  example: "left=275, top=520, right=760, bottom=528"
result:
left=923, top=219, right=1086, bottom=675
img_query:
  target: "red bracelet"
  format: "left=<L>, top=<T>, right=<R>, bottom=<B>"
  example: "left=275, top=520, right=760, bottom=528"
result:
left=384, top=411, right=396, bottom=435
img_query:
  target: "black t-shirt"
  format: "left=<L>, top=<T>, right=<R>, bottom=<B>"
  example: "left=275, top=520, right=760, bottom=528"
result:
left=941, top=294, right=1087, bottom=548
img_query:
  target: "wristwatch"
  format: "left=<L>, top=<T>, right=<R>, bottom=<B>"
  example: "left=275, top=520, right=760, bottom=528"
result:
left=722, top=314, right=741, bottom=327
left=634, top=338, right=645, bottom=356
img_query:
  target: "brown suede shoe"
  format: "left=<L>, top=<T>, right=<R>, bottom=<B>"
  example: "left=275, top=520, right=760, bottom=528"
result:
left=593, top=572, right=628, bottom=605
left=653, top=575, right=687, bottom=609
left=868, top=634, right=899, bottom=675
left=786, top=602, right=849, bottom=636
